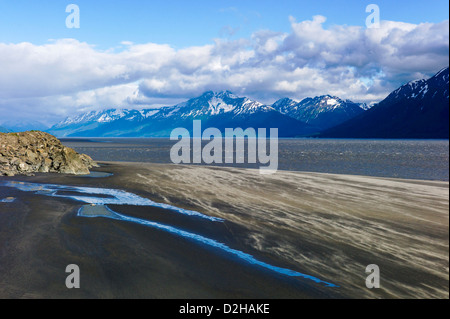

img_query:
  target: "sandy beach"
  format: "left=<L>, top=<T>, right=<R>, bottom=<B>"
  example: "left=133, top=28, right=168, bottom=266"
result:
left=0, top=162, right=448, bottom=299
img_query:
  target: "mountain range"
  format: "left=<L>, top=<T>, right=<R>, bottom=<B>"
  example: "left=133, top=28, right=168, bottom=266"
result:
left=44, top=66, right=449, bottom=139
left=48, top=91, right=368, bottom=138
left=271, top=95, right=367, bottom=131
left=320, top=67, right=449, bottom=138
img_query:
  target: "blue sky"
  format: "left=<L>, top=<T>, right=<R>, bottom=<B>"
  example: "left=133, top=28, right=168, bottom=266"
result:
left=1, top=0, right=448, bottom=48
left=0, top=0, right=448, bottom=124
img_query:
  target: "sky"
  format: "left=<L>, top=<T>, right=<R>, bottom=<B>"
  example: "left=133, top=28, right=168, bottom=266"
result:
left=0, top=0, right=449, bottom=125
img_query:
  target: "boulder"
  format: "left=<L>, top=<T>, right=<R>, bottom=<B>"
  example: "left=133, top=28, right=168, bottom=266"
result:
left=0, top=131, right=98, bottom=176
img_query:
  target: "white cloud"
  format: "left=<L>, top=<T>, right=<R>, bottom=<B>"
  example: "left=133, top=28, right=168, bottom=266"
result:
left=0, top=16, right=448, bottom=124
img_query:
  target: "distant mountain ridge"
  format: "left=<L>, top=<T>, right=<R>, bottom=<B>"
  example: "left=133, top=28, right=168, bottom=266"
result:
left=271, top=95, right=366, bottom=130
left=49, top=91, right=320, bottom=137
left=47, top=68, right=449, bottom=139
left=320, top=67, right=449, bottom=138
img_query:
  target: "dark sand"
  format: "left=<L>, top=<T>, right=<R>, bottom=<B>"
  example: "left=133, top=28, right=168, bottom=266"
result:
left=0, top=162, right=448, bottom=299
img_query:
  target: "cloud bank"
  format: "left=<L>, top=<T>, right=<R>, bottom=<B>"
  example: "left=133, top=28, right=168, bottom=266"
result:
left=0, top=16, right=448, bottom=124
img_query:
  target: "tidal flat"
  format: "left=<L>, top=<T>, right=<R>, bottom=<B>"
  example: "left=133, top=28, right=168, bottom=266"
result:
left=0, top=162, right=448, bottom=298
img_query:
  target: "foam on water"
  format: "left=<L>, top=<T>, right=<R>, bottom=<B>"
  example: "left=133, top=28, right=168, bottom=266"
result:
left=78, top=204, right=339, bottom=288
left=1, top=181, right=222, bottom=222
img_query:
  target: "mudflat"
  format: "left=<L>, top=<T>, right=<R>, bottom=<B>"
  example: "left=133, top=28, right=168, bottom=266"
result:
left=0, top=162, right=448, bottom=298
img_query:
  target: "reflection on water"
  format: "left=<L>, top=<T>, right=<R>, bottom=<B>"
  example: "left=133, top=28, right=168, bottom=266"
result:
left=63, top=138, right=449, bottom=181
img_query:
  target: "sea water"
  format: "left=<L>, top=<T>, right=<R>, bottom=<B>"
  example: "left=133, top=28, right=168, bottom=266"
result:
left=62, top=138, right=449, bottom=181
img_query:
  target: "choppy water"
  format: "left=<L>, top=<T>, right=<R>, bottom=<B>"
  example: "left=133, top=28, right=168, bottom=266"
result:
left=62, top=138, right=449, bottom=181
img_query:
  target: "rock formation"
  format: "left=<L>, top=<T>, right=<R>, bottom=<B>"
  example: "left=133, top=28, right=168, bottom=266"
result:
left=0, top=131, right=97, bottom=176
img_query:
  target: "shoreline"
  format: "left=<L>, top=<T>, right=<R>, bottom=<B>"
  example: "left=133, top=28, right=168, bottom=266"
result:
left=61, top=138, right=450, bottom=182
left=0, top=161, right=448, bottom=298
left=101, top=160, right=450, bottom=183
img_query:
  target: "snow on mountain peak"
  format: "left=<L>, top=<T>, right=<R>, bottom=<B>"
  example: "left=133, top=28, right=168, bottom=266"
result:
left=201, top=90, right=238, bottom=100
left=434, top=66, right=449, bottom=79
left=216, top=90, right=238, bottom=99
left=207, top=97, right=234, bottom=115
left=315, top=95, right=346, bottom=110
left=52, top=89, right=374, bottom=133
left=326, top=98, right=338, bottom=106
left=97, top=109, right=127, bottom=122
left=57, top=108, right=131, bottom=126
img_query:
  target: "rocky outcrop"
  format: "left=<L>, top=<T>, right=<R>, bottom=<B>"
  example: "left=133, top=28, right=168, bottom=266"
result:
left=0, top=131, right=98, bottom=176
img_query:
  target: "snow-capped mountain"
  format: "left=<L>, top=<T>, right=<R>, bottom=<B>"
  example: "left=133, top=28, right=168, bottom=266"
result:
left=271, top=95, right=366, bottom=130
left=321, top=67, right=449, bottom=138
left=148, top=91, right=274, bottom=120
left=358, top=102, right=375, bottom=111
left=48, top=91, right=317, bottom=137
left=53, top=109, right=124, bottom=127
left=382, top=67, right=449, bottom=108
left=52, top=109, right=157, bottom=128
left=54, top=91, right=273, bottom=127
left=49, top=67, right=449, bottom=140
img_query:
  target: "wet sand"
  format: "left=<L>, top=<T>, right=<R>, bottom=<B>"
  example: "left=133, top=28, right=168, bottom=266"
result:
left=0, top=162, right=448, bottom=298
